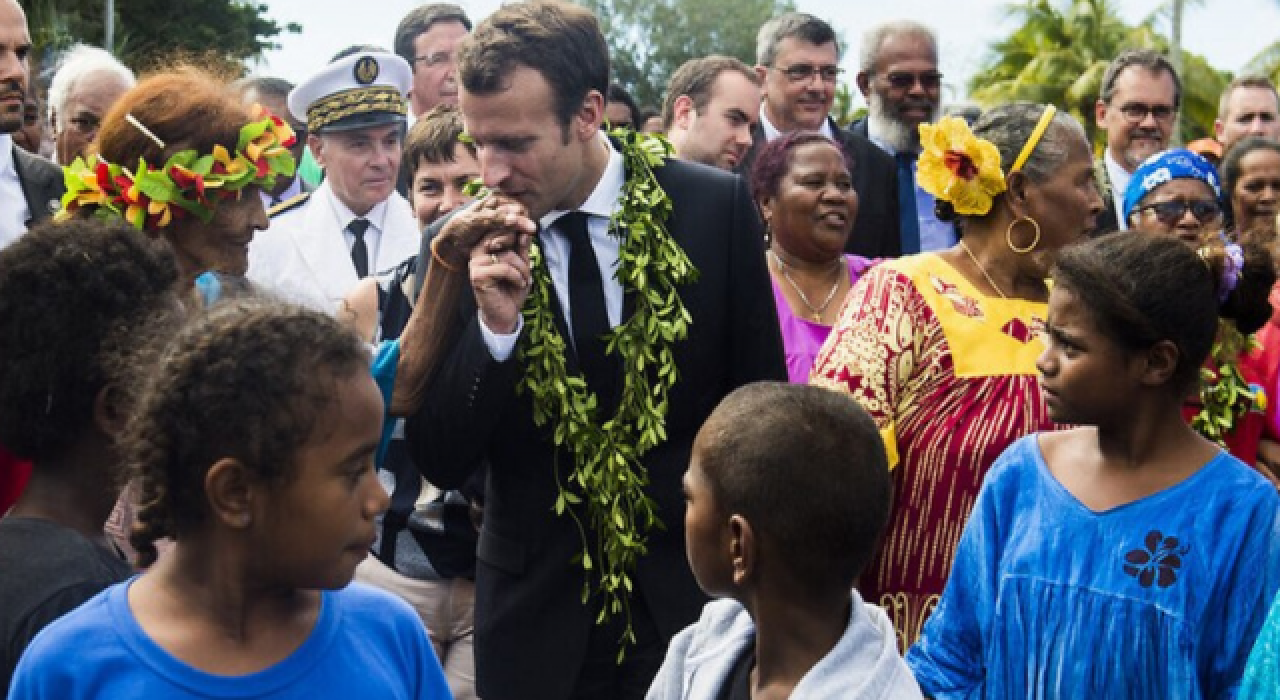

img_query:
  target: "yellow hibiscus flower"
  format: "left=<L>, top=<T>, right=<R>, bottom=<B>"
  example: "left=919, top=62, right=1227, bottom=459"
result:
left=916, top=116, right=1007, bottom=216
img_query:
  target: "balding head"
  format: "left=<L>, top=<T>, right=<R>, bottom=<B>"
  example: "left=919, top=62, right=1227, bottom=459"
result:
left=0, top=0, right=31, bottom=134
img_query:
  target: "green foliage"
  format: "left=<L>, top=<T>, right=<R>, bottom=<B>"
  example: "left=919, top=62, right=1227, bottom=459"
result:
left=23, top=0, right=299, bottom=76
left=830, top=82, right=867, bottom=128
left=517, top=129, right=697, bottom=658
left=577, top=0, right=794, bottom=108
left=969, top=0, right=1228, bottom=151
left=1191, top=322, right=1261, bottom=445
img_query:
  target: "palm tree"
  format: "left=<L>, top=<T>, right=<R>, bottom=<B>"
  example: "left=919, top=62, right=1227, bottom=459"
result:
left=970, top=0, right=1226, bottom=150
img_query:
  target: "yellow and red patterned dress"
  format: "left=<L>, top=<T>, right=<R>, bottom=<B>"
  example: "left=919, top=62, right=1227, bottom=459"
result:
left=811, top=253, right=1057, bottom=653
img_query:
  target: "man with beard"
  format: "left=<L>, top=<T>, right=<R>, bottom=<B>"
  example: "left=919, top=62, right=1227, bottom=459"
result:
left=1094, top=50, right=1181, bottom=232
left=854, top=20, right=954, bottom=253
left=742, top=12, right=901, bottom=259
left=0, top=0, right=62, bottom=250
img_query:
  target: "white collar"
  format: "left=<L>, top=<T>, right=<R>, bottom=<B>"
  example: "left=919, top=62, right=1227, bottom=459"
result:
left=1104, top=149, right=1133, bottom=229
left=758, top=103, right=834, bottom=141
left=323, top=182, right=390, bottom=232
left=541, top=133, right=625, bottom=229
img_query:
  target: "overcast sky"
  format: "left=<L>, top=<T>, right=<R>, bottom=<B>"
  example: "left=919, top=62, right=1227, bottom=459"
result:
left=258, top=0, right=1280, bottom=107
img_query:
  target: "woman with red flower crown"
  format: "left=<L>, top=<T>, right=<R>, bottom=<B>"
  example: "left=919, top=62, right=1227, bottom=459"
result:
left=810, top=103, right=1103, bottom=651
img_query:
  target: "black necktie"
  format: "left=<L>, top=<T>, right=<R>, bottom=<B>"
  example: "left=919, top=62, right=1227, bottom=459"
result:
left=348, top=218, right=371, bottom=278
left=560, top=212, right=617, bottom=410
left=896, top=152, right=921, bottom=254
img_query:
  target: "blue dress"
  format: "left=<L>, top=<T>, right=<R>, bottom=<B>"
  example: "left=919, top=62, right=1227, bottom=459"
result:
left=1242, top=592, right=1280, bottom=698
left=907, top=434, right=1280, bottom=699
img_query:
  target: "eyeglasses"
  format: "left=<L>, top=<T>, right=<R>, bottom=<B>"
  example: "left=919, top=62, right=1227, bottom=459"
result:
left=1115, top=102, right=1176, bottom=123
left=882, top=71, right=943, bottom=90
left=1135, top=199, right=1222, bottom=226
left=67, top=114, right=101, bottom=135
left=775, top=64, right=843, bottom=84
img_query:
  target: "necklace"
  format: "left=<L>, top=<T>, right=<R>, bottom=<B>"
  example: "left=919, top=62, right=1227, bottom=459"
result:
left=958, top=239, right=1009, bottom=299
left=770, top=249, right=844, bottom=321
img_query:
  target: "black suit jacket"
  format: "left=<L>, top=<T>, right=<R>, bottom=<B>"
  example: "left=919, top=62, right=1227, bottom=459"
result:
left=12, top=145, right=64, bottom=228
left=1094, top=157, right=1121, bottom=235
left=404, top=158, right=787, bottom=700
left=740, top=116, right=901, bottom=259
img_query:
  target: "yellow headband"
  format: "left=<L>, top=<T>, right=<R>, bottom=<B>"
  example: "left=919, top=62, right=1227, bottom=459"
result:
left=1010, top=105, right=1057, bottom=174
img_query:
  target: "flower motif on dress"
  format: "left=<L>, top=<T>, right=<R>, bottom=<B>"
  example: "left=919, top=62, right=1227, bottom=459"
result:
left=916, top=116, right=1007, bottom=216
left=1001, top=317, right=1035, bottom=344
left=930, top=275, right=983, bottom=320
left=1123, top=530, right=1189, bottom=588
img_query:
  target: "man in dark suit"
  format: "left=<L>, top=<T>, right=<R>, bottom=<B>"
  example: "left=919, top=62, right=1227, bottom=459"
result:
left=403, top=3, right=786, bottom=699
left=853, top=20, right=956, bottom=254
left=1, top=0, right=62, bottom=249
left=740, top=12, right=901, bottom=259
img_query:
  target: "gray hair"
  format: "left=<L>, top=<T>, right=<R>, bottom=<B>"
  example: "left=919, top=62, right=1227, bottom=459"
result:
left=47, top=45, right=135, bottom=130
left=859, top=20, right=937, bottom=74
left=972, top=102, right=1085, bottom=186
left=755, top=13, right=838, bottom=67
left=1099, top=49, right=1181, bottom=107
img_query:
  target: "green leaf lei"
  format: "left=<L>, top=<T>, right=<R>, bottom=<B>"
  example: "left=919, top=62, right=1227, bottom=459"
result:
left=1191, top=320, right=1263, bottom=444
left=513, top=129, right=697, bottom=657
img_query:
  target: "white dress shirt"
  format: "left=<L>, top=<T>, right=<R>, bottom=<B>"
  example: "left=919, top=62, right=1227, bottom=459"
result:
left=0, top=135, right=32, bottom=250
left=1105, top=150, right=1133, bottom=230
left=482, top=134, right=625, bottom=361
left=758, top=104, right=835, bottom=142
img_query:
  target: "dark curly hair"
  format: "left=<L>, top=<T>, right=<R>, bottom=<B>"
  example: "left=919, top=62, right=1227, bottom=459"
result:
left=0, top=219, right=179, bottom=461
left=749, top=130, right=853, bottom=206
left=694, top=382, right=890, bottom=597
left=1052, top=234, right=1274, bottom=394
left=121, top=300, right=372, bottom=567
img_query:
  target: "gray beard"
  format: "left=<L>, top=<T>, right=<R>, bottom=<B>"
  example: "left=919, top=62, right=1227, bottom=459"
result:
left=868, top=93, right=936, bottom=153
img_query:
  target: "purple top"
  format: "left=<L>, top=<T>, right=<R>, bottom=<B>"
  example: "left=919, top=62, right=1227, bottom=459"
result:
left=772, top=254, right=876, bottom=384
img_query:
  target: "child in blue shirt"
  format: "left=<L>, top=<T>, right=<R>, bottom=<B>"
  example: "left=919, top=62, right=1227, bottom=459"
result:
left=648, top=382, right=922, bottom=700
left=908, top=233, right=1280, bottom=698
left=9, top=301, right=450, bottom=699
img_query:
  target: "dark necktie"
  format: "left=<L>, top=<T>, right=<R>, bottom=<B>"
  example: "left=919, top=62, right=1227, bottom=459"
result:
left=896, top=152, right=921, bottom=255
left=348, top=218, right=371, bottom=278
left=560, top=211, right=617, bottom=410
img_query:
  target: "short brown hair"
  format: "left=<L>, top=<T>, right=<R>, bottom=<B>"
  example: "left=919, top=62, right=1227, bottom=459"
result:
left=1218, top=75, right=1280, bottom=121
left=1099, top=49, right=1182, bottom=108
left=457, top=0, right=609, bottom=132
left=402, top=104, right=475, bottom=182
left=662, top=55, right=758, bottom=130
left=394, top=3, right=472, bottom=69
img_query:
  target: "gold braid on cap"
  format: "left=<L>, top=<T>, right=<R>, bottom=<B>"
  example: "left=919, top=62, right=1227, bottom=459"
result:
left=306, top=86, right=406, bottom=133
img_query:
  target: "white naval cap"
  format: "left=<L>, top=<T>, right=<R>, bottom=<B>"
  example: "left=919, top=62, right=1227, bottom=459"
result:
left=288, top=51, right=412, bottom=134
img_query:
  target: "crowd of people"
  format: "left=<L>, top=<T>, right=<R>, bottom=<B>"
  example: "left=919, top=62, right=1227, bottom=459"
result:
left=2, top=0, right=1280, bottom=698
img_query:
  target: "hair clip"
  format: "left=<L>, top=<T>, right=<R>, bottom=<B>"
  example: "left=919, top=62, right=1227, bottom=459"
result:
left=125, top=113, right=166, bottom=150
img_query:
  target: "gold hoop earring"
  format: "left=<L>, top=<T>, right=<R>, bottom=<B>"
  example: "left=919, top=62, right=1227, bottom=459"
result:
left=1006, top=216, right=1041, bottom=254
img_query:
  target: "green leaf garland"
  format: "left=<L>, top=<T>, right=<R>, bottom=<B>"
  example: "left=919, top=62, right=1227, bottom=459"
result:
left=1191, top=320, right=1262, bottom=444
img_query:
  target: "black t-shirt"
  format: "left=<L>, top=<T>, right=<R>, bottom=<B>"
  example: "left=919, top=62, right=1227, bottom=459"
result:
left=0, top=517, right=131, bottom=693
left=716, top=639, right=756, bottom=700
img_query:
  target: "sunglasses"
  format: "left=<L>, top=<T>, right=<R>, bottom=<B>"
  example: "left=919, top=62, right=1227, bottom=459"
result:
left=882, top=71, right=943, bottom=90
left=1135, top=199, right=1222, bottom=226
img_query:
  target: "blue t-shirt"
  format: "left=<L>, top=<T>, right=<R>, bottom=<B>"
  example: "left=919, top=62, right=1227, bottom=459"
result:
left=908, top=434, right=1280, bottom=699
left=8, top=580, right=450, bottom=699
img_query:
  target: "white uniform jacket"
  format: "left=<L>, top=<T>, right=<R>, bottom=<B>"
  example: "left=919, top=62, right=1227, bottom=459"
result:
left=248, top=181, right=420, bottom=313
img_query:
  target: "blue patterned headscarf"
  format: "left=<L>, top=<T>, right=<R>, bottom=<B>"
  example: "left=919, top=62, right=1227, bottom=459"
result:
left=1122, top=148, right=1223, bottom=223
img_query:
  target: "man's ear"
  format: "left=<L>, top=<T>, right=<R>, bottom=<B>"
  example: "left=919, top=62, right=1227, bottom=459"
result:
left=728, top=514, right=756, bottom=586
left=308, top=133, right=326, bottom=168
left=855, top=71, right=872, bottom=99
left=573, top=89, right=606, bottom=142
left=672, top=95, right=696, bottom=131
left=205, top=458, right=256, bottom=530
left=1095, top=98, right=1109, bottom=131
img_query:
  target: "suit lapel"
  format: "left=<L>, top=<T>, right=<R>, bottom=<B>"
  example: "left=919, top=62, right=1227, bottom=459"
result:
left=12, top=146, right=61, bottom=226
